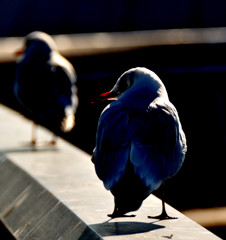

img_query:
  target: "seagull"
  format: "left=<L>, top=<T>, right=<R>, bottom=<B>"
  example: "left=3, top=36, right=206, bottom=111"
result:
left=14, top=31, right=78, bottom=145
left=92, top=67, right=187, bottom=219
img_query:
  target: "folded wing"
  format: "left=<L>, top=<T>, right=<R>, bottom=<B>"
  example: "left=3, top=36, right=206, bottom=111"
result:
left=93, top=98, right=187, bottom=193
left=130, top=98, right=187, bottom=192
left=93, top=101, right=135, bottom=190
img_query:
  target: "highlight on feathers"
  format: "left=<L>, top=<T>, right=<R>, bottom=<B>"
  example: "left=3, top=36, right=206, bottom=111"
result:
left=92, top=67, right=187, bottom=219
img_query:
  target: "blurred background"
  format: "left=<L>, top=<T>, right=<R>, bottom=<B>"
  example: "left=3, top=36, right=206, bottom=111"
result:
left=2, top=0, right=226, bottom=36
left=0, top=0, right=226, bottom=238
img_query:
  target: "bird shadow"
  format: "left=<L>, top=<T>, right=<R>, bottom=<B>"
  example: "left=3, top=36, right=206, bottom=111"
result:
left=90, top=220, right=164, bottom=237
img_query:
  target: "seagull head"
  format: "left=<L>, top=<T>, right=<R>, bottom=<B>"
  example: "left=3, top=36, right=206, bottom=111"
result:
left=15, top=31, right=58, bottom=61
left=98, top=67, right=168, bottom=105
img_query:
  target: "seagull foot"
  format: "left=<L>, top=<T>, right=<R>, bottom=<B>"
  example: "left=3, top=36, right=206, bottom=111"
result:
left=148, top=199, right=178, bottom=220
left=107, top=208, right=136, bottom=219
left=108, top=213, right=136, bottom=219
left=49, top=140, right=57, bottom=146
left=148, top=212, right=177, bottom=220
left=21, top=140, right=37, bottom=148
left=31, top=140, right=37, bottom=145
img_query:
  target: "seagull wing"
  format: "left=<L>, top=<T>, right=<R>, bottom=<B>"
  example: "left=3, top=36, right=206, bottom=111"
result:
left=51, top=54, right=78, bottom=111
left=93, top=101, right=135, bottom=190
left=130, top=99, right=187, bottom=192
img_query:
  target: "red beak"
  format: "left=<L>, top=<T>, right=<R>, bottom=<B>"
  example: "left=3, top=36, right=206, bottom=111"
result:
left=91, top=91, right=117, bottom=104
left=14, top=49, right=24, bottom=56
left=99, top=91, right=111, bottom=98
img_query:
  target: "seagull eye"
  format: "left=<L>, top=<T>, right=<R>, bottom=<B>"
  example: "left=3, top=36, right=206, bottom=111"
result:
left=117, top=75, right=133, bottom=93
left=26, top=39, right=32, bottom=48
left=119, top=80, right=129, bottom=92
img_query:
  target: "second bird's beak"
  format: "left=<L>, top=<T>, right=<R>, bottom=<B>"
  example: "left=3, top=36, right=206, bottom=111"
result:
left=14, top=49, right=24, bottom=56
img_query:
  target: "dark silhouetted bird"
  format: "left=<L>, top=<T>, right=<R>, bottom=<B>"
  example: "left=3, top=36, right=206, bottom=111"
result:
left=14, top=31, right=78, bottom=145
left=92, top=67, right=187, bottom=219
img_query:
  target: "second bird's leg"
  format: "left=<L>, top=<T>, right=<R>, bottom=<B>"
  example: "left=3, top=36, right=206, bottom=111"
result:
left=31, top=122, right=57, bottom=146
left=31, top=121, right=37, bottom=145
left=49, top=133, right=57, bottom=145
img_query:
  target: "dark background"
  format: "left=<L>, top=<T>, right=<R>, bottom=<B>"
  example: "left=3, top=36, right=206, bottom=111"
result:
left=1, top=0, right=226, bottom=36
left=0, top=0, right=226, bottom=238
left=1, top=44, right=226, bottom=238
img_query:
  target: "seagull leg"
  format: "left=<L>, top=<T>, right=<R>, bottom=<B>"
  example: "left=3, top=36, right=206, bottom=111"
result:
left=31, top=121, right=37, bottom=145
left=30, top=123, right=57, bottom=147
left=21, top=121, right=37, bottom=147
left=49, top=133, right=57, bottom=145
left=108, top=207, right=136, bottom=219
left=148, top=199, right=177, bottom=220
left=148, top=182, right=177, bottom=220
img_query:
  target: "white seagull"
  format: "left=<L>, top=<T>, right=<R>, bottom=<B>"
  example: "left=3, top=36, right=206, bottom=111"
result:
left=92, top=67, right=187, bottom=219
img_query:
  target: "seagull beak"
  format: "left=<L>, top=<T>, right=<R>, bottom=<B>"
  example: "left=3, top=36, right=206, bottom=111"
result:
left=99, top=91, right=118, bottom=101
left=91, top=90, right=118, bottom=104
left=14, top=49, right=24, bottom=56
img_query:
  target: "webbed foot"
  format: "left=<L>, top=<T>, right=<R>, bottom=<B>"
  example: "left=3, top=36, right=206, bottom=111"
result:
left=108, top=213, right=136, bottom=219
left=108, top=207, right=136, bottom=219
left=148, top=200, right=177, bottom=220
left=148, top=212, right=177, bottom=220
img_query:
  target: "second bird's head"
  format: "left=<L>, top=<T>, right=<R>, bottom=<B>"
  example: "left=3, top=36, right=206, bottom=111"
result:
left=15, top=31, right=57, bottom=61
